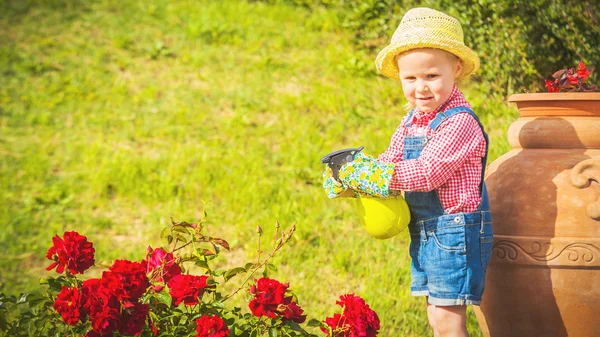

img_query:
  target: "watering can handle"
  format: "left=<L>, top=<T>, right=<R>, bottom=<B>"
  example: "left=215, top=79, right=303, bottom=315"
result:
left=320, top=146, right=364, bottom=181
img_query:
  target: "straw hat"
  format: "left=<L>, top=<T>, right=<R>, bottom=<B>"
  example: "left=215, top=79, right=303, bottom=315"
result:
left=375, top=7, right=479, bottom=80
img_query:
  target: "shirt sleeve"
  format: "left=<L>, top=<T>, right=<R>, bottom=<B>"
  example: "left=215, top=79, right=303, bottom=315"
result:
left=389, top=113, right=486, bottom=192
left=377, top=116, right=408, bottom=163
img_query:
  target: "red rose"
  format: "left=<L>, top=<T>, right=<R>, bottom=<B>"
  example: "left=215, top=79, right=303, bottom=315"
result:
left=46, top=231, right=95, bottom=274
left=324, top=294, right=380, bottom=337
left=53, top=286, right=82, bottom=325
left=90, top=302, right=121, bottom=335
left=322, top=313, right=353, bottom=336
left=280, top=297, right=306, bottom=323
left=248, top=277, right=288, bottom=318
left=195, top=314, right=230, bottom=337
left=142, top=246, right=182, bottom=292
left=119, top=302, right=149, bottom=336
left=338, top=294, right=380, bottom=337
left=81, top=278, right=111, bottom=314
left=81, top=277, right=122, bottom=335
left=105, top=260, right=150, bottom=303
left=167, top=274, right=210, bottom=306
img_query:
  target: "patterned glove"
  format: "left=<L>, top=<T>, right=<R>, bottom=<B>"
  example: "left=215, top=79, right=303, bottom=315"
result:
left=352, top=152, right=375, bottom=163
left=323, top=166, right=355, bottom=198
left=322, top=152, right=377, bottom=199
left=338, top=159, right=396, bottom=198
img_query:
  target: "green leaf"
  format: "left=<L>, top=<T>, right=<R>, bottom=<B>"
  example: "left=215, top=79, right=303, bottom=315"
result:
left=211, top=237, right=230, bottom=250
left=26, top=293, right=48, bottom=309
left=155, top=291, right=172, bottom=307
left=224, top=267, right=246, bottom=282
left=160, top=227, right=171, bottom=240
left=174, top=234, right=188, bottom=244
left=171, top=225, right=190, bottom=235
left=212, top=301, right=225, bottom=309
left=307, top=318, right=323, bottom=327
left=194, top=260, right=210, bottom=269
left=0, top=309, right=7, bottom=331
left=269, top=327, right=279, bottom=337
left=213, top=269, right=226, bottom=277
left=283, top=321, right=306, bottom=333
left=267, top=263, right=278, bottom=272
left=202, top=248, right=215, bottom=256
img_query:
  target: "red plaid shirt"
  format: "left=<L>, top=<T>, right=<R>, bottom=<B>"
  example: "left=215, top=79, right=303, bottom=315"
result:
left=377, top=85, right=487, bottom=214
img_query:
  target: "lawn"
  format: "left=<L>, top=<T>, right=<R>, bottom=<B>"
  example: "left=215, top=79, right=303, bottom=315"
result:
left=0, top=0, right=519, bottom=335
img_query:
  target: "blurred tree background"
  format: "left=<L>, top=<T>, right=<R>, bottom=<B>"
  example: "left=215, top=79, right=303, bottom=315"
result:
left=263, top=0, right=600, bottom=97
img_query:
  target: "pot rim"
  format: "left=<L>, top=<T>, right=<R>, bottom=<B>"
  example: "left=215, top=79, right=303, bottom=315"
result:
left=508, top=93, right=600, bottom=102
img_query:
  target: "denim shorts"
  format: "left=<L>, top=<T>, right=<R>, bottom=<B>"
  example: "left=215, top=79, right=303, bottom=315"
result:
left=408, top=211, right=493, bottom=306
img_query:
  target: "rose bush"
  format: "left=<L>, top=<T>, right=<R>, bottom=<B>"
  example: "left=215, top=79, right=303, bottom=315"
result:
left=0, top=218, right=380, bottom=337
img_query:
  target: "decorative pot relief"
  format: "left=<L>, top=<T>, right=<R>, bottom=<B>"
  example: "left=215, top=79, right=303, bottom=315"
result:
left=571, top=158, right=600, bottom=220
left=492, top=236, right=600, bottom=267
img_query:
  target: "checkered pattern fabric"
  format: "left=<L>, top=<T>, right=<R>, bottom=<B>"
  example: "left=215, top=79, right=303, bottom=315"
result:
left=377, top=85, right=486, bottom=213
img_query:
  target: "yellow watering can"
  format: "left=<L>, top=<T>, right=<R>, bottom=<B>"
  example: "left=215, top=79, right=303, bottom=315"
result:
left=321, top=146, right=411, bottom=239
left=354, top=194, right=410, bottom=239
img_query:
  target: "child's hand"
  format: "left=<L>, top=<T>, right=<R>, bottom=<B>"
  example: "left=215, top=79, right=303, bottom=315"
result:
left=338, top=160, right=396, bottom=198
left=323, top=166, right=356, bottom=199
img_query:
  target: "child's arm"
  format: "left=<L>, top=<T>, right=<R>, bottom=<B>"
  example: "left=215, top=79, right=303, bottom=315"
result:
left=389, top=113, right=486, bottom=192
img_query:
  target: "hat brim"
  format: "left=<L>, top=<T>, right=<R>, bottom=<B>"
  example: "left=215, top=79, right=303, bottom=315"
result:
left=375, top=39, right=480, bottom=80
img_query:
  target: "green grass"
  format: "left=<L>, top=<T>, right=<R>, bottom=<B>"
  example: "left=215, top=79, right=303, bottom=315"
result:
left=0, top=0, right=519, bottom=335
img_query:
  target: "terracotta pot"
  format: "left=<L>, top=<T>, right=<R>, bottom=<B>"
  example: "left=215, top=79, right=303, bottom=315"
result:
left=474, top=93, right=600, bottom=337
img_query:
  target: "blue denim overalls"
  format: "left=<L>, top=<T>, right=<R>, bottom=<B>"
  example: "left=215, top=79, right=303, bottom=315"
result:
left=404, top=106, right=493, bottom=306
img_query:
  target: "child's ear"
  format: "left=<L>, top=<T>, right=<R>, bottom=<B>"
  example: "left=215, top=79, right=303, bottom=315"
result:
left=454, top=59, right=464, bottom=79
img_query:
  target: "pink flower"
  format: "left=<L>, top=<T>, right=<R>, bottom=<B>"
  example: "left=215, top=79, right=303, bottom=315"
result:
left=141, top=246, right=182, bottom=292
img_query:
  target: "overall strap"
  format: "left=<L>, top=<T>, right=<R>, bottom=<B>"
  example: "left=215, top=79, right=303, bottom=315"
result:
left=404, top=109, right=417, bottom=128
left=428, top=106, right=477, bottom=130
left=428, top=106, right=490, bottom=196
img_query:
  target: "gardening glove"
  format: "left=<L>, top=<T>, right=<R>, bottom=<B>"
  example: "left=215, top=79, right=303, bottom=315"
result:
left=349, top=152, right=377, bottom=164
left=338, top=159, right=396, bottom=199
left=322, top=152, right=378, bottom=199
left=323, top=166, right=356, bottom=199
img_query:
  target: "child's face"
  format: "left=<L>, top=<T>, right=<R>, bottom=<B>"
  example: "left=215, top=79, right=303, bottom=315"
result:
left=396, top=49, right=463, bottom=113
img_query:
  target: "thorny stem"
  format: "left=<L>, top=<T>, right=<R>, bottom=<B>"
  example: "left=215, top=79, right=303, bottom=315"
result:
left=172, top=240, right=194, bottom=253
left=221, top=224, right=296, bottom=302
left=257, top=225, right=263, bottom=265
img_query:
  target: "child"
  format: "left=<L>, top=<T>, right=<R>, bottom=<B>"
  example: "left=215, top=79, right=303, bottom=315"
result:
left=323, top=7, right=493, bottom=337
